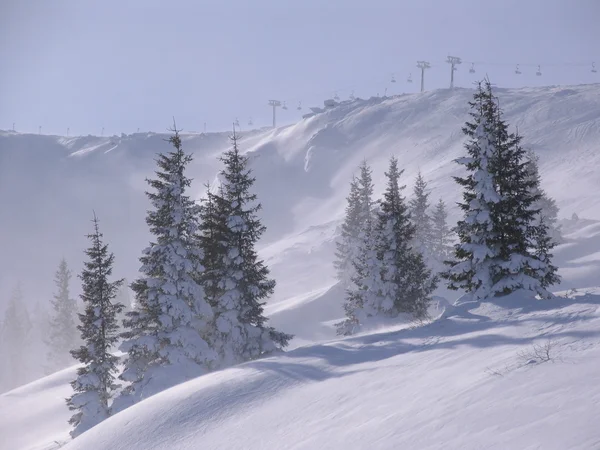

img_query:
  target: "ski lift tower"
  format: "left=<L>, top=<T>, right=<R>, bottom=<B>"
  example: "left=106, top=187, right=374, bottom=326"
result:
left=446, top=56, right=462, bottom=89
left=416, top=61, right=431, bottom=93
left=268, top=100, right=282, bottom=128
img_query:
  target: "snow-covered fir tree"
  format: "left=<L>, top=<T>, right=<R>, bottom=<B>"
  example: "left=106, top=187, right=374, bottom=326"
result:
left=47, top=259, right=79, bottom=372
left=198, top=182, right=228, bottom=309
left=336, top=161, right=377, bottom=335
left=443, top=80, right=559, bottom=300
left=430, top=198, right=453, bottom=271
left=530, top=215, right=560, bottom=289
left=525, top=150, right=562, bottom=243
left=0, top=284, right=32, bottom=392
left=210, top=132, right=292, bottom=366
left=409, top=171, right=433, bottom=259
left=67, top=215, right=124, bottom=438
left=363, top=157, right=437, bottom=321
left=115, top=126, right=216, bottom=411
left=334, top=175, right=362, bottom=287
left=114, top=280, right=134, bottom=334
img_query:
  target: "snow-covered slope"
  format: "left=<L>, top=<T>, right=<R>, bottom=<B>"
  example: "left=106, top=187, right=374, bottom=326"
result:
left=7, top=290, right=598, bottom=450
left=2, top=84, right=600, bottom=346
left=2, top=84, right=600, bottom=449
left=0, top=366, right=75, bottom=449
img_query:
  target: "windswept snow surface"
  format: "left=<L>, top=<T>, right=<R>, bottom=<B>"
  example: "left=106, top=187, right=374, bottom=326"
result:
left=47, top=291, right=600, bottom=450
left=0, top=366, right=75, bottom=450
left=2, top=85, right=600, bottom=344
left=2, top=84, right=600, bottom=448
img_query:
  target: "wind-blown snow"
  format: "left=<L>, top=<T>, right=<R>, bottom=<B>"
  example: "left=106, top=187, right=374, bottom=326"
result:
left=2, top=84, right=600, bottom=449
left=5, top=290, right=597, bottom=450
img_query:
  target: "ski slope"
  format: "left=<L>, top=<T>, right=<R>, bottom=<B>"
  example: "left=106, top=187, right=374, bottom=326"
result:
left=4, top=290, right=600, bottom=450
left=2, top=84, right=600, bottom=449
left=2, top=84, right=600, bottom=339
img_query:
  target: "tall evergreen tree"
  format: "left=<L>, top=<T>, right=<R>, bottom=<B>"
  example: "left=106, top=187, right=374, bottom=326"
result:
left=47, top=259, right=79, bottom=372
left=211, top=132, right=292, bottom=366
left=67, top=215, right=124, bottom=438
left=334, top=176, right=362, bottom=287
left=430, top=199, right=453, bottom=270
left=443, top=80, right=559, bottom=300
left=0, top=285, right=32, bottom=392
left=409, top=171, right=433, bottom=259
left=115, top=126, right=216, bottom=411
left=365, top=157, right=437, bottom=320
left=336, top=162, right=377, bottom=335
left=198, top=182, right=228, bottom=309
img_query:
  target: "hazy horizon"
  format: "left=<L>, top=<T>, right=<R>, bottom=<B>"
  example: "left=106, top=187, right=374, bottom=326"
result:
left=2, top=0, right=599, bottom=136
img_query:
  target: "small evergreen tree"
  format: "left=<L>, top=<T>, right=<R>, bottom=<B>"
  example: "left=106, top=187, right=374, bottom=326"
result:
left=430, top=199, right=453, bottom=270
left=47, top=259, right=79, bottom=372
left=211, top=132, right=292, bottom=366
left=409, top=171, right=433, bottom=259
left=525, top=150, right=562, bottom=243
left=0, top=285, right=32, bottom=391
left=531, top=215, right=561, bottom=289
left=67, top=215, right=124, bottom=438
left=115, top=125, right=216, bottom=411
left=336, top=161, right=377, bottom=335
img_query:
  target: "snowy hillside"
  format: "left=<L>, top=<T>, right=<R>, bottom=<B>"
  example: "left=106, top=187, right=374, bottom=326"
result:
left=2, top=84, right=600, bottom=346
left=3, top=290, right=600, bottom=450
left=2, top=83, right=600, bottom=449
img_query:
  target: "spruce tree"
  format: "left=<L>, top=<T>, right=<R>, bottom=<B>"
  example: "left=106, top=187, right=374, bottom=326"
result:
left=115, top=126, right=216, bottom=410
left=198, top=182, right=228, bottom=308
left=364, top=157, right=436, bottom=320
left=409, top=171, right=433, bottom=259
left=67, top=215, right=124, bottom=438
left=211, top=132, right=292, bottom=366
left=334, top=176, right=362, bottom=287
left=47, top=259, right=79, bottom=372
left=0, top=285, right=32, bottom=391
left=443, top=80, right=559, bottom=300
left=525, top=150, right=562, bottom=243
left=430, top=199, right=453, bottom=270
left=443, top=83, right=505, bottom=299
left=336, top=161, right=377, bottom=335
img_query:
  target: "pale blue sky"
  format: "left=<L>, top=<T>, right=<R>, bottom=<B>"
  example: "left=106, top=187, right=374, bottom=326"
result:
left=1, top=0, right=599, bottom=135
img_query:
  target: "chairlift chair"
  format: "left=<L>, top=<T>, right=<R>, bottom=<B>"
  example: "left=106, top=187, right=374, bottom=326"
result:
left=333, top=92, right=340, bottom=101
left=515, top=64, right=522, bottom=75
left=297, top=101, right=302, bottom=110
left=469, top=63, right=475, bottom=74
left=391, top=73, right=396, bottom=83
left=407, top=73, right=413, bottom=83
left=592, top=62, right=597, bottom=73
left=349, top=91, right=355, bottom=100
left=282, top=101, right=288, bottom=110
left=536, top=65, right=542, bottom=76
left=248, top=117, right=253, bottom=126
